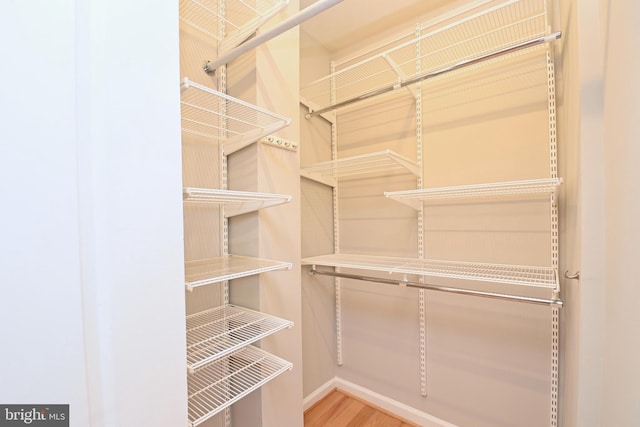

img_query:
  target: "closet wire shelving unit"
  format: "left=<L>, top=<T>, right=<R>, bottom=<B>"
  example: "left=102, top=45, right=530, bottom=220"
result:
left=181, top=102, right=295, bottom=425
left=179, top=1, right=296, bottom=425
left=300, top=0, right=562, bottom=425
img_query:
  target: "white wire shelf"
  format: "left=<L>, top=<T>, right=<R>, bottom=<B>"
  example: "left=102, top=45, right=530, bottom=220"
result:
left=180, top=78, right=291, bottom=155
left=179, top=0, right=288, bottom=53
left=300, top=150, right=420, bottom=187
left=183, top=188, right=292, bottom=217
left=301, top=0, right=553, bottom=113
left=185, top=255, right=292, bottom=291
left=302, top=253, right=556, bottom=288
left=186, top=304, right=293, bottom=373
left=385, top=178, right=562, bottom=209
left=188, top=345, right=292, bottom=427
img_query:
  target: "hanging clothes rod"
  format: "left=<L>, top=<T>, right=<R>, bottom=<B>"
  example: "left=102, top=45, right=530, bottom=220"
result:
left=305, top=31, right=562, bottom=118
left=204, top=0, right=344, bottom=75
left=308, top=268, right=563, bottom=307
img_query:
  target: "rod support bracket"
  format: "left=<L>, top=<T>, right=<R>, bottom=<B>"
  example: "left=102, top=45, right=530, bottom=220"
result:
left=203, top=60, right=216, bottom=76
left=564, top=270, right=580, bottom=280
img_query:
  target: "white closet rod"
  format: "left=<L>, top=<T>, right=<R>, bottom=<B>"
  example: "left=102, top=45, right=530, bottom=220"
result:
left=309, top=269, right=563, bottom=307
left=204, top=0, right=344, bottom=74
left=306, top=31, right=562, bottom=118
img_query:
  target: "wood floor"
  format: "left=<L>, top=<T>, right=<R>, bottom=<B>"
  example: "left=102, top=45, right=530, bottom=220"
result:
left=304, top=390, right=419, bottom=427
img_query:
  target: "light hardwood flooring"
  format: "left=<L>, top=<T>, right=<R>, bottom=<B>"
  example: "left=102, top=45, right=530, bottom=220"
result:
left=304, top=390, right=419, bottom=427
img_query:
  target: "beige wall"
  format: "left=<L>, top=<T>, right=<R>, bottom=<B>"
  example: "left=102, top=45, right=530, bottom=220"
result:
left=600, top=0, right=640, bottom=425
left=560, top=1, right=640, bottom=426
left=557, top=0, right=616, bottom=425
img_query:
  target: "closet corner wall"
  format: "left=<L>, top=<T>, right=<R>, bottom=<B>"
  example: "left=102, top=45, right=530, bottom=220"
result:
left=179, top=1, right=303, bottom=426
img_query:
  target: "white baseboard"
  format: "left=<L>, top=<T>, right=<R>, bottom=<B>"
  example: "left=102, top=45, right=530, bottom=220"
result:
left=304, top=377, right=460, bottom=427
left=303, top=377, right=337, bottom=411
